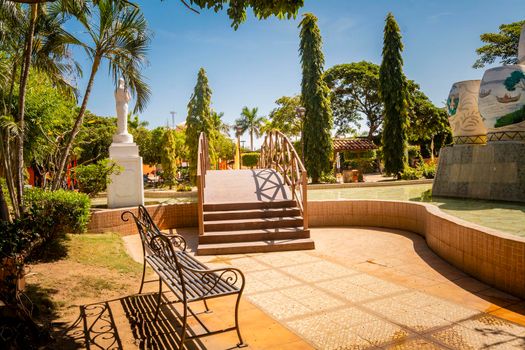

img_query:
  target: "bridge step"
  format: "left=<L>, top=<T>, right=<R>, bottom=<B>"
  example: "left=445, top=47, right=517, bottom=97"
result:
left=204, top=207, right=301, bottom=221
left=197, top=238, right=315, bottom=255
left=199, top=228, right=311, bottom=244
left=203, top=200, right=297, bottom=212
left=204, top=216, right=304, bottom=232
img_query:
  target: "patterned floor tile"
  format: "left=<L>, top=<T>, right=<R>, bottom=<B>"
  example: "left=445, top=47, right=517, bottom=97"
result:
left=422, top=301, right=480, bottom=323
left=364, top=299, right=449, bottom=333
left=317, top=277, right=381, bottom=303
left=324, top=307, right=382, bottom=327
left=362, top=280, right=409, bottom=295
left=430, top=323, right=524, bottom=349
left=245, top=269, right=302, bottom=291
left=248, top=291, right=311, bottom=319
left=385, top=338, right=445, bottom=349
left=386, top=291, right=445, bottom=309
left=348, top=319, right=410, bottom=346
left=459, top=315, right=525, bottom=337
left=281, top=261, right=356, bottom=282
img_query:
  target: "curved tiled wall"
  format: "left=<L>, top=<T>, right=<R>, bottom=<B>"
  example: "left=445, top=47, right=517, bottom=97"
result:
left=308, top=200, right=525, bottom=299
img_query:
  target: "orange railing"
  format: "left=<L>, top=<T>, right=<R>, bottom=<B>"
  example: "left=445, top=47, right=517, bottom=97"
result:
left=259, top=131, right=308, bottom=229
left=197, top=132, right=210, bottom=235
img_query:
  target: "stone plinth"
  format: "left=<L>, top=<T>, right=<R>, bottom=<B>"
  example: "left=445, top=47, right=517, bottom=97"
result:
left=433, top=143, right=525, bottom=202
left=107, top=143, right=144, bottom=208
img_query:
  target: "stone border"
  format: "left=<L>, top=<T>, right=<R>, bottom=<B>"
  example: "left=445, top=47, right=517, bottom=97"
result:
left=308, top=179, right=433, bottom=190
left=87, top=199, right=525, bottom=299
left=87, top=202, right=198, bottom=235
left=308, top=200, right=525, bottom=299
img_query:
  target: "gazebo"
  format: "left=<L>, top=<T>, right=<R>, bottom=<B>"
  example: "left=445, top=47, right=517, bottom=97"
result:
left=333, top=137, right=378, bottom=173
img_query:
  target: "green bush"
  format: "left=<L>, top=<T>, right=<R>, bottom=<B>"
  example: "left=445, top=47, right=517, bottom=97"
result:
left=319, top=173, right=337, bottom=183
left=241, top=152, right=260, bottom=168
left=400, top=166, right=422, bottom=180
left=74, top=159, right=122, bottom=197
left=407, top=145, right=421, bottom=160
left=419, top=162, right=436, bottom=179
left=343, top=158, right=376, bottom=173
left=24, top=188, right=91, bottom=235
left=0, top=218, right=39, bottom=258
left=176, top=183, right=192, bottom=192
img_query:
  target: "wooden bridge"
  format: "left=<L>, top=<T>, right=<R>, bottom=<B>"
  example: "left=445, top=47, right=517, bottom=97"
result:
left=195, top=131, right=314, bottom=255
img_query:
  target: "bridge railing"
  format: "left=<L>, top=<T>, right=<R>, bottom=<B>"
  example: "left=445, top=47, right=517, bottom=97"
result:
left=259, top=131, right=308, bottom=229
left=197, top=132, right=210, bottom=235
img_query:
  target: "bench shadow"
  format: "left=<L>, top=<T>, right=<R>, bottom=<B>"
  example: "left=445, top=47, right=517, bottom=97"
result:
left=63, top=293, right=214, bottom=350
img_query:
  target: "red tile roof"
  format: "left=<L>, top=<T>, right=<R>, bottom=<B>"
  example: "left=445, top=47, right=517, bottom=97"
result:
left=333, top=138, right=378, bottom=152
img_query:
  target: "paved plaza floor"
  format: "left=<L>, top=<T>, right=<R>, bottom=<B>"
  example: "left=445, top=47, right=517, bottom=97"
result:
left=122, top=227, right=525, bottom=349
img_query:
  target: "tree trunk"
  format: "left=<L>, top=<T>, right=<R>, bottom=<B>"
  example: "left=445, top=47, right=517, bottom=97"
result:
left=0, top=182, right=9, bottom=222
left=5, top=60, right=18, bottom=116
left=52, top=55, right=101, bottom=190
left=250, top=130, right=253, bottom=151
left=14, top=4, right=38, bottom=216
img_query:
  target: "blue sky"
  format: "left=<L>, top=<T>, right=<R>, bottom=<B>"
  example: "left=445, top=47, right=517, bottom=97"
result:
left=76, top=0, right=525, bottom=142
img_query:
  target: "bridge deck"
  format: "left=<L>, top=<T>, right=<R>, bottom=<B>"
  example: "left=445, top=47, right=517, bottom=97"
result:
left=204, top=169, right=292, bottom=204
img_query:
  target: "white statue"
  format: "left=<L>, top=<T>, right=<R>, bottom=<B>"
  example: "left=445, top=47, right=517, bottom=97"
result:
left=113, top=77, right=133, bottom=143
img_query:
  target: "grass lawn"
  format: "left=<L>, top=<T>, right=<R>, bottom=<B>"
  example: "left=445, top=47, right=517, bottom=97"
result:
left=25, top=233, right=143, bottom=344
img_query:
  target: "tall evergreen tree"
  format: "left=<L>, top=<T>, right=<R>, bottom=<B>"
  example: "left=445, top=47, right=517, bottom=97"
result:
left=298, top=13, right=333, bottom=183
left=186, top=68, right=213, bottom=179
left=379, top=13, right=408, bottom=177
left=161, top=129, right=178, bottom=189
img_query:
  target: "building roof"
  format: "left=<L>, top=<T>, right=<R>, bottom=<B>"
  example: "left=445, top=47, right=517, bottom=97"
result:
left=333, top=138, right=378, bottom=152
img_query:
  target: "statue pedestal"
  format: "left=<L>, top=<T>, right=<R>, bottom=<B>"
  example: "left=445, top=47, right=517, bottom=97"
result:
left=107, top=143, right=144, bottom=209
left=432, top=143, right=525, bottom=203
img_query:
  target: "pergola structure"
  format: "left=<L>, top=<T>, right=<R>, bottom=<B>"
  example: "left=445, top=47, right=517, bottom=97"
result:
left=333, top=138, right=378, bottom=171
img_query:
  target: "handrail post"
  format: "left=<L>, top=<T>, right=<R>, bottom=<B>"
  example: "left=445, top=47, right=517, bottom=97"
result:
left=302, top=171, right=308, bottom=230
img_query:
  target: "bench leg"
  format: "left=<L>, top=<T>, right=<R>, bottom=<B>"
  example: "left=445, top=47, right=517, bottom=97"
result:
left=203, top=299, right=210, bottom=313
left=138, top=259, right=147, bottom=294
left=178, top=301, right=188, bottom=349
left=234, top=293, right=246, bottom=347
left=154, top=278, right=162, bottom=322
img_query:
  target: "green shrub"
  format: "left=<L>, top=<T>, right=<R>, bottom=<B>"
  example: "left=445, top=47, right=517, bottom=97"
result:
left=319, top=173, right=337, bottom=184
left=419, top=162, right=436, bottom=179
left=407, top=145, right=421, bottom=160
left=241, top=152, right=260, bottom=168
left=343, top=158, right=376, bottom=173
left=176, top=183, right=192, bottom=192
left=400, top=166, right=422, bottom=180
left=24, top=188, right=91, bottom=235
left=74, top=159, right=122, bottom=197
left=0, top=218, right=39, bottom=258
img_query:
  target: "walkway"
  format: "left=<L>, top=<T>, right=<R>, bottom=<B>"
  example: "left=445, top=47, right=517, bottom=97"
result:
left=204, top=169, right=291, bottom=203
left=124, top=226, right=525, bottom=349
left=199, top=228, right=525, bottom=349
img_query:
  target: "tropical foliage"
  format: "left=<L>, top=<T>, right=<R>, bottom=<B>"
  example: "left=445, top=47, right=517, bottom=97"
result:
left=299, top=13, right=333, bottom=183
left=379, top=13, right=408, bottom=177
left=235, top=106, right=265, bottom=151
left=324, top=61, right=382, bottom=138
left=474, top=20, right=525, bottom=68
left=265, top=95, right=302, bottom=138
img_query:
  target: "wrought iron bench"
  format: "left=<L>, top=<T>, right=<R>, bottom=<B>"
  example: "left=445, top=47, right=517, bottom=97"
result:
left=122, top=205, right=246, bottom=348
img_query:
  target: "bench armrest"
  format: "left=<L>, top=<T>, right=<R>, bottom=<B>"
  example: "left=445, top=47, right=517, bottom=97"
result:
left=161, top=232, right=187, bottom=252
left=178, top=262, right=246, bottom=297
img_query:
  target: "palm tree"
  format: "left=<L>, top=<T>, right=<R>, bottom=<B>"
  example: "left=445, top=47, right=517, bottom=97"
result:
left=235, top=106, right=264, bottom=151
left=211, top=111, right=230, bottom=136
left=52, top=0, right=151, bottom=189
left=0, top=0, right=82, bottom=216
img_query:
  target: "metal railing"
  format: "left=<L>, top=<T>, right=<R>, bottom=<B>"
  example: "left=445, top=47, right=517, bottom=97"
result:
left=197, top=132, right=209, bottom=235
left=259, top=131, right=308, bottom=229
